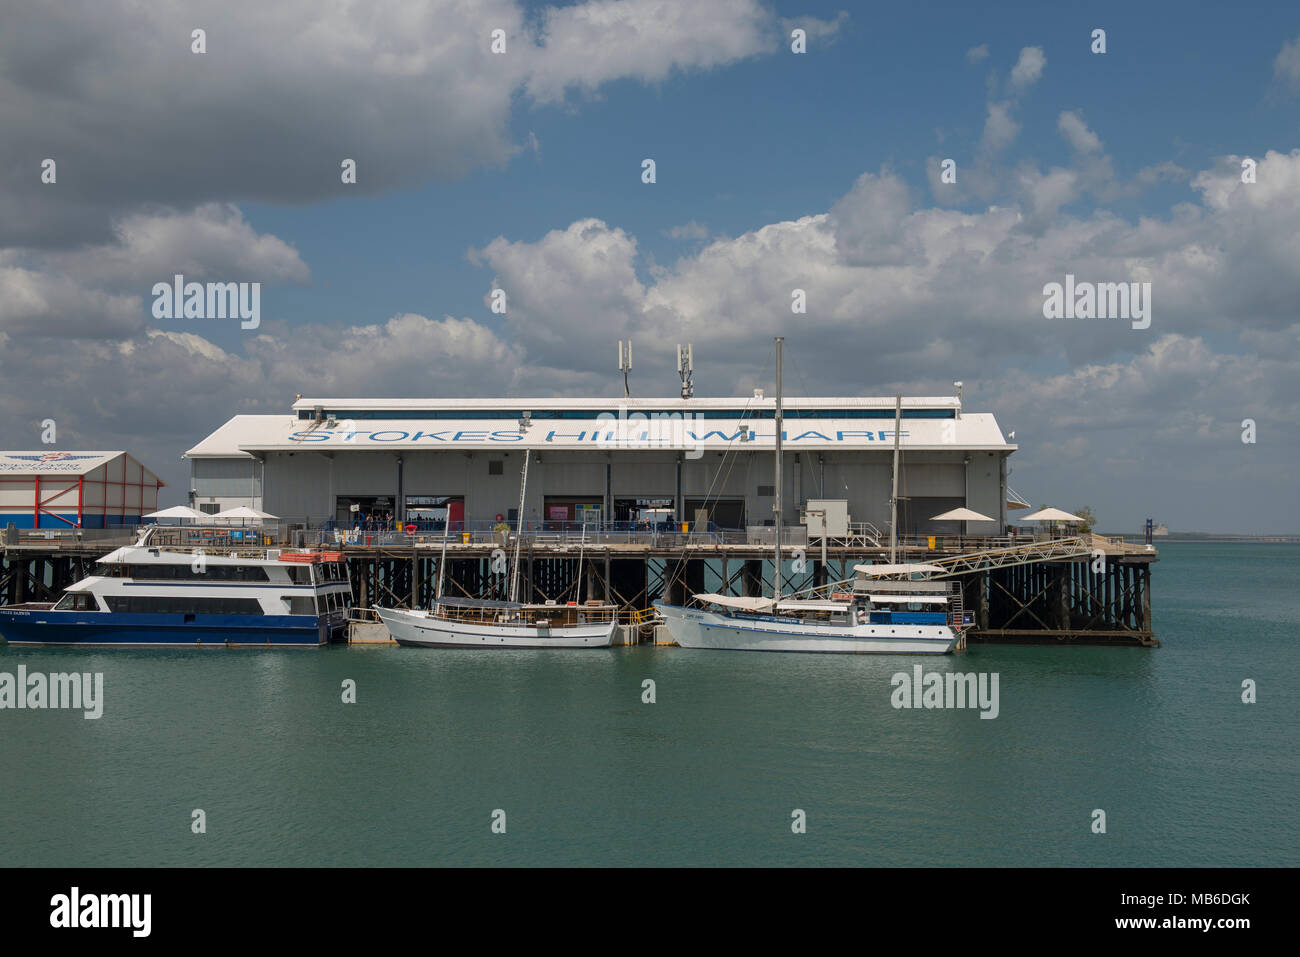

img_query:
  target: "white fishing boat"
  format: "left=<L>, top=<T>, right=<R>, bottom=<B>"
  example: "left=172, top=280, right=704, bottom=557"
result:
left=376, top=598, right=616, bottom=648
left=376, top=448, right=617, bottom=649
left=654, top=336, right=959, bottom=655
left=655, top=564, right=957, bottom=654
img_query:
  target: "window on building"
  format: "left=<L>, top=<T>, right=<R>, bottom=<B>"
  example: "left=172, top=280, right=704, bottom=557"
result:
left=488, top=460, right=504, bottom=475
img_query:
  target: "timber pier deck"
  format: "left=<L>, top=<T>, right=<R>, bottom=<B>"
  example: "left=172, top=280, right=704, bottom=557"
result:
left=0, top=530, right=1158, bottom=647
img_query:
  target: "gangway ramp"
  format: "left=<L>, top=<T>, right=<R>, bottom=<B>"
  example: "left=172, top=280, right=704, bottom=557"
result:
left=928, top=537, right=1097, bottom=577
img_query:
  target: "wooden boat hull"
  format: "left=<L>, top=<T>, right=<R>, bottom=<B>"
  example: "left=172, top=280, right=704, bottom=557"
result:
left=375, top=606, right=615, bottom=648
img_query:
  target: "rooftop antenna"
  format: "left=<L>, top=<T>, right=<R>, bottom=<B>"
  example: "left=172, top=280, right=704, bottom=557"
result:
left=676, top=343, right=694, bottom=399
left=618, top=340, right=632, bottom=398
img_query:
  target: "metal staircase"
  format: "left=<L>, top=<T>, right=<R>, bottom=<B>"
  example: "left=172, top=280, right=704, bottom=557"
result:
left=948, top=585, right=966, bottom=628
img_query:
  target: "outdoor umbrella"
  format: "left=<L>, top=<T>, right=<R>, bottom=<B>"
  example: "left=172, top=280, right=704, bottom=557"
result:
left=143, top=505, right=205, bottom=522
left=929, top=506, right=995, bottom=537
left=213, top=507, right=279, bottom=533
left=213, top=506, right=278, bottom=521
left=1019, top=507, right=1083, bottom=522
left=1019, top=507, right=1085, bottom=539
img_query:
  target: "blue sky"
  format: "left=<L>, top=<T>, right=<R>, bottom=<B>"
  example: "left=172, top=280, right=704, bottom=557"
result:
left=1, top=0, right=1297, bottom=531
left=233, top=0, right=1298, bottom=339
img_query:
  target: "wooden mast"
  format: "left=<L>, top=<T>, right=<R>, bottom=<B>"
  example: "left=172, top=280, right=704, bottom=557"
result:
left=773, top=337, right=784, bottom=603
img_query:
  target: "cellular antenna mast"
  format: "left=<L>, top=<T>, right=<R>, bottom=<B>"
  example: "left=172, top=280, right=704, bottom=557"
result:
left=618, top=340, right=632, bottom=398
left=676, top=343, right=694, bottom=399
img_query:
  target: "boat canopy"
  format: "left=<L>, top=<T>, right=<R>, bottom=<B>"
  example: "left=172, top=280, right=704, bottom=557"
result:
left=693, top=593, right=775, bottom=612
left=852, top=561, right=946, bottom=574
left=774, top=599, right=850, bottom=612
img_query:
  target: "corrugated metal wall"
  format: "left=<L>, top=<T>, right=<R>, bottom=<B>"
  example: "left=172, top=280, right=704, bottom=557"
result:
left=192, top=457, right=263, bottom=499
left=195, top=446, right=1005, bottom=530
left=0, top=453, right=159, bottom=527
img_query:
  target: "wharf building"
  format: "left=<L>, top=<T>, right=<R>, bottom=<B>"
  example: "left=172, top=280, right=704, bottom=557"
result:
left=184, top=394, right=1013, bottom=538
left=0, top=399, right=1157, bottom=646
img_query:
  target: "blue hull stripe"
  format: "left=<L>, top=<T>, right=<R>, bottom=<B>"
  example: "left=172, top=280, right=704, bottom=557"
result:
left=0, top=610, right=341, bottom=647
left=705, top=622, right=952, bottom=642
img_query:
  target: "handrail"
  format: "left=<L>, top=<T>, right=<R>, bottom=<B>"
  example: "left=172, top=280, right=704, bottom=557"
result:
left=619, top=607, right=662, bottom=625
left=427, top=605, right=618, bottom=626
left=10, top=521, right=1154, bottom=557
left=927, top=537, right=1096, bottom=577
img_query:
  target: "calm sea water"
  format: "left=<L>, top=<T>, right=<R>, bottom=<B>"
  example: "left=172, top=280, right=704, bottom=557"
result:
left=1, top=543, right=1296, bottom=867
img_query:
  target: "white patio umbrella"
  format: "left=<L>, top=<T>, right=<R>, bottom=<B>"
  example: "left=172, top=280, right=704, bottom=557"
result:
left=213, top=505, right=279, bottom=525
left=930, top=506, right=995, bottom=538
left=929, top=507, right=995, bottom=522
left=1020, top=507, right=1084, bottom=539
left=1020, top=507, right=1084, bottom=522
left=144, top=505, right=205, bottom=522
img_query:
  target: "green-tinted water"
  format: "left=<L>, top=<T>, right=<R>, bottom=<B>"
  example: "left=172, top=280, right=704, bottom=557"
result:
left=1, top=543, right=1296, bottom=866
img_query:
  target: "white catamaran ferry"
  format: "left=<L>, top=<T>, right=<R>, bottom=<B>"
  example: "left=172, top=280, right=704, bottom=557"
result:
left=0, top=527, right=352, bottom=648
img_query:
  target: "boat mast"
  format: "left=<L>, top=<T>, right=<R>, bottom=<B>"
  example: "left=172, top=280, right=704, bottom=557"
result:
left=508, top=448, right=531, bottom=604
left=435, top=510, right=450, bottom=603
left=773, top=336, right=783, bottom=603
left=576, top=520, right=586, bottom=604
left=889, top=392, right=901, bottom=564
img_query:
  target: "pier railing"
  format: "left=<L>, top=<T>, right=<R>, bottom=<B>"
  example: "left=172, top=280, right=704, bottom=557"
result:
left=6, top=527, right=143, bottom=546
left=3, top=520, right=1154, bottom=558
left=303, top=523, right=809, bottom=549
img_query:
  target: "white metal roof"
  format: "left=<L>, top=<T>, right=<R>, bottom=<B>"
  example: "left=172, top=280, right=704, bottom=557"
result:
left=186, top=411, right=1014, bottom=456
left=291, top=395, right=964, bottom=412
left=0, top=451, right=159, bottom=479
left=95, top=545, right=318, bottom=567
left=185, top=415, right=296, bottom=458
